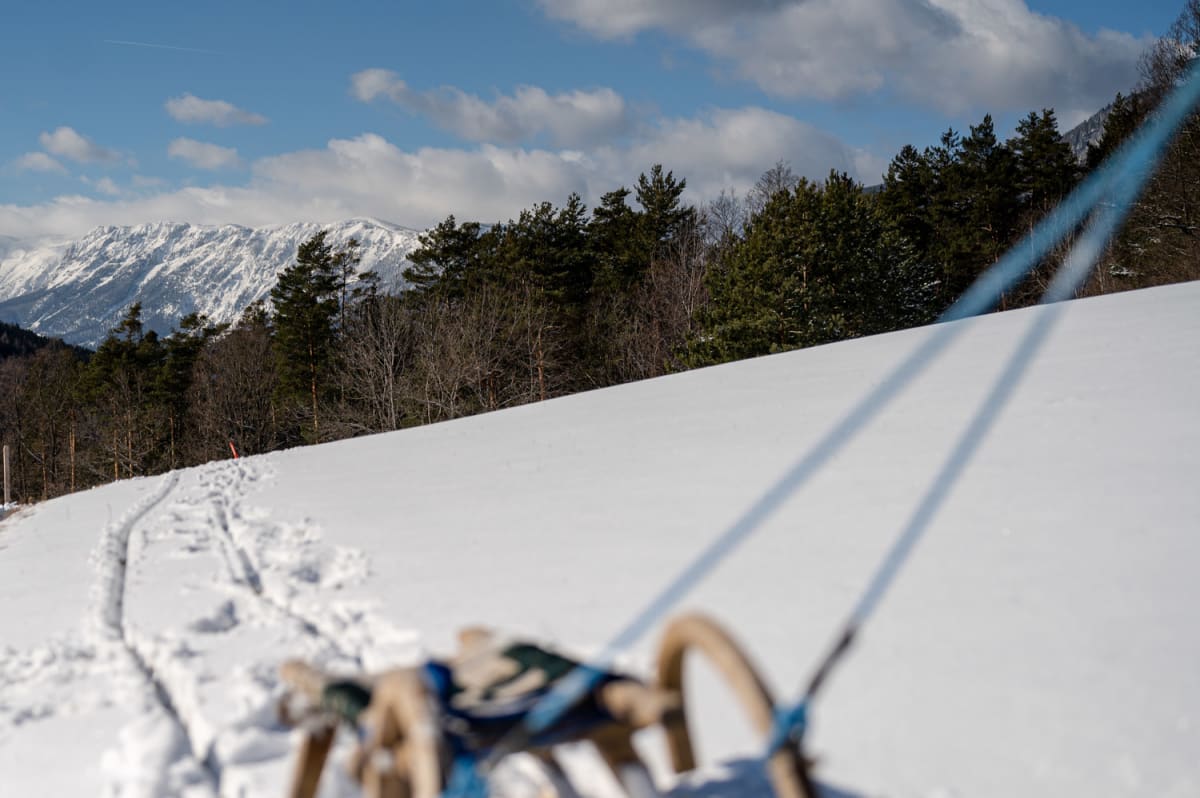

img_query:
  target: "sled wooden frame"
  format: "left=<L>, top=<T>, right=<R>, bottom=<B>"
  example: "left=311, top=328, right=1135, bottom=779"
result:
left=279, top=612, right=815, bottom=798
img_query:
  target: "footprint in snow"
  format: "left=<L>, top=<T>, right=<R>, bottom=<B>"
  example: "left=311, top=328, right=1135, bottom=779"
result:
left=188, top=601, right=239, bottom=634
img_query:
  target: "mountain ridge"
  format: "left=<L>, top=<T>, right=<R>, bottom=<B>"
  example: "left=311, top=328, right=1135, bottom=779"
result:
left=0, top=218, right=424, bottom=348
left=1062, top=102, right=1113, bottom=163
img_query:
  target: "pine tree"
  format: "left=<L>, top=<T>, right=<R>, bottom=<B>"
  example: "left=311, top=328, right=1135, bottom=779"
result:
left=403, top=216, right=494, bottom=299
left=1000, top=109, right=1081, bottom=306
left=1011, top=109, right=1078, bottom=215
left=960, top=116, right=1020, bottom=279
left=1085, top=93, right=1149, bottom=170
left=577, top=166, right=694, bottom=298
left=589, top=187, right=642, bottom=292
left=270, top=231, right=343, bottom=440
left=635, top=165, right=696, bottom=266
left=691, top=172, right=930, bottom=365
left=879, top=144, right=937, bottom=263
left=924, top=116, right=1021, bottom=302
left=78, top=304, right=167, bottom=480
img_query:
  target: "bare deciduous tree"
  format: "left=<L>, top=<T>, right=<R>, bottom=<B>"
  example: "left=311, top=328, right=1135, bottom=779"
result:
left=747, top=160, right=800, bottom=219
left=607, top=221, right=710, bottom=382
left=188, top=318, right=280, bottom=459
left=705, top=189, right=746, bottom=247
left=403, top=283, right=561, bottom=424
left=335, top=295, right=414, bottom=434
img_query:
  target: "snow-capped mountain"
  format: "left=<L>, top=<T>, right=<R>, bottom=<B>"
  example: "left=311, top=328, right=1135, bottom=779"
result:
left=0, top=218, right=425, bottom=348
left=0, top=235, right=22, bottom=259
left=1062, top=103, right=1112, bottom=163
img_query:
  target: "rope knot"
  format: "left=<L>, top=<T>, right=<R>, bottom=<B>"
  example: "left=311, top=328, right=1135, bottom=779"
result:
left=769, top=700, right=809, bottom=752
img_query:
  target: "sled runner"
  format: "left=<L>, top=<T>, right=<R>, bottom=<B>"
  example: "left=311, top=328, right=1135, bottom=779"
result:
left=278, top=613, right=815, bottom=798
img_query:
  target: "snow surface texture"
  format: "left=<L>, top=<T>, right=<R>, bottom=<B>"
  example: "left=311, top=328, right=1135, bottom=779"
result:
left=0, top=218, right=423, bottom=347
left=1, top=283, right=1198, bottom=797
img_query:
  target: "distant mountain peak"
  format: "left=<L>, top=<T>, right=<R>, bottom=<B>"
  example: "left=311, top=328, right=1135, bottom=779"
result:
left=1062, top=102, right=1114, bottom=163
left=0, top=218, right=424, bottom=348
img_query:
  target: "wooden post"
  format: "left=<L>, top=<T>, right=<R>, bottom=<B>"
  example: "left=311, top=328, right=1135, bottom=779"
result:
left=69, top=424, right=76, bottom=493
left=3, top=444, right=10, bottom=506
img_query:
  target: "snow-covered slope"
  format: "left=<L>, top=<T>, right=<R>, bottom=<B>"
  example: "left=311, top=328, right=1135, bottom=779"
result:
left=0, top=218, right=424, bottom=347
left=0, top=282, right=1197, bottom=798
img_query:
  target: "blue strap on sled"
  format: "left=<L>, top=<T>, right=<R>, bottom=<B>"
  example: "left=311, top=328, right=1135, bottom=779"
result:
left=422, top=659, right=624, bottom=751
left=423, top=656, right=630, bottom=798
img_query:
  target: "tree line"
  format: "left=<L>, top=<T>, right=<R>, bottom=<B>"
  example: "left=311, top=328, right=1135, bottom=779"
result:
left=2, top=1, right=1198, bottom=504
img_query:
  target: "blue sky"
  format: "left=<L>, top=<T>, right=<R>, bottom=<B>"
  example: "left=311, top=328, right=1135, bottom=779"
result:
left=0, top=0, right=1184, bottom=241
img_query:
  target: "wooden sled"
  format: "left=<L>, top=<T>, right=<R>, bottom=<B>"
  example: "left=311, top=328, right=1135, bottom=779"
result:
left=278, top=613, right=815, bottom=798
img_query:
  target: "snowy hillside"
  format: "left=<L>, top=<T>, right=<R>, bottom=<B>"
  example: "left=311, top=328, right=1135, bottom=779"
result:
left=1, top=282, right=1197, bottom=798
left=0, top=218, right=424, bottom=348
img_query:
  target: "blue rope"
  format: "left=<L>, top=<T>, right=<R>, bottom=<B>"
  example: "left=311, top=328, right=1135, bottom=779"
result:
left=764, top=62, right=1200, bottom=754
left=767, top=294, right=1068, bottom=753
left=447, top=62, right=1200, bottom=795
left=444, top=754, right=489, bottom=798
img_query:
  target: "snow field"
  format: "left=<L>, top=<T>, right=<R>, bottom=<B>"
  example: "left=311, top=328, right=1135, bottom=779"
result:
left=1, top=281, right=1198, bottom=797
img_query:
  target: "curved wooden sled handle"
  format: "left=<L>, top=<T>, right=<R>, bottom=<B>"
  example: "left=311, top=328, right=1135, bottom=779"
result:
left=654, top=613, right=816, bottom=798
left=280, top=661, right=445, bottom=798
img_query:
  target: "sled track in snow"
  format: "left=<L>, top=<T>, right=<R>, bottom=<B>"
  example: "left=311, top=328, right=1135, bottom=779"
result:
left=91, top=470, right=222, bottom=791
left=195, top=460, right=364, bottom=669
left=93, top=471, right=181, bottom=639
left=93, top=460, right=381, bottom=794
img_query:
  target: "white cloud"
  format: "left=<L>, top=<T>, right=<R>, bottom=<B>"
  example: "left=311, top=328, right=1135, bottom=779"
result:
left=82, top=176, right=122, bottom=196
left=14, top=152, right=67, bottom=174
left=38, top=127, right=119, bottom=163
left=597, top=107, right=856, bottom=199
left=0, top=107, right=872, bottom=241
left=853, top=149, right=891, bottom=186
left=168, top=138, right=242, bottom=170
left=165, top=94, right=268, bottom=127
left=537, top=0, right=788, bottom=38
left=351, top=69, right=632, bottom=147
left=132, top=175, right=166, bottom=189
left=539, top=0, right=1149, bottom=117
left=350, top=69, right=400, bottom=103
left=248, top=134, right=591, bottom=225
